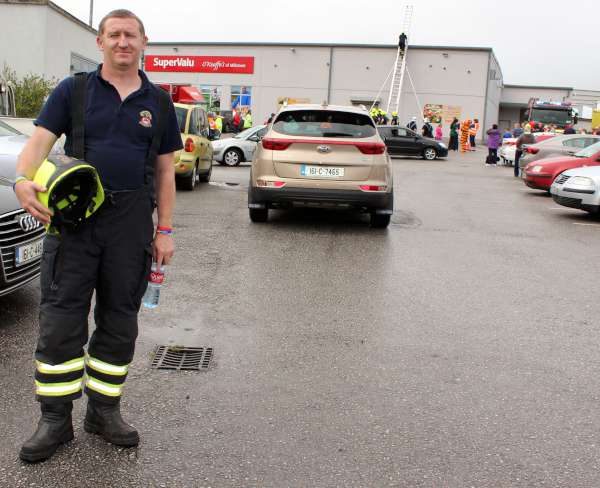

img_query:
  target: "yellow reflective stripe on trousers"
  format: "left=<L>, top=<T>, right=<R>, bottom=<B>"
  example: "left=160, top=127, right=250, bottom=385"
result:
left=86, top=356, right=129, bottom=376
left=85, top=377, right=123, bottom=397
left=35, top=378, right=83, bottom=397
left=36, top=357, right=85, bottom=374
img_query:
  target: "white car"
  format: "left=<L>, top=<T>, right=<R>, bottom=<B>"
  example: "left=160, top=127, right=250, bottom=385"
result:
left=550, top=165, right=600, bottom=213
left=211, top=125, right=268, bottom=166
left=499, top=137, right=517, bottom=165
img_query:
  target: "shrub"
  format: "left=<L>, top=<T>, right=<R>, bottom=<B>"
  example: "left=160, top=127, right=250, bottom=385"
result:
left=2, top=65, right=58, bottom=118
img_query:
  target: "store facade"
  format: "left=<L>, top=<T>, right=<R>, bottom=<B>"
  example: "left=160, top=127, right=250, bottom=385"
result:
left=144, top=42, right=504, bottom=134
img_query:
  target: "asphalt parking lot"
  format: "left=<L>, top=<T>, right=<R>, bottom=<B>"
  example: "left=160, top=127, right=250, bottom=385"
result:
left=2, top=148, right=600, bottom=487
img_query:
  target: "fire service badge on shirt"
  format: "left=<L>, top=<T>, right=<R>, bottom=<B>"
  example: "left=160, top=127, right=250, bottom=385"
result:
left=139, top=110, right=153, bottom=128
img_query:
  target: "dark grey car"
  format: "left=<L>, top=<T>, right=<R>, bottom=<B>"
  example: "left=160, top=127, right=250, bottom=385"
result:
left=378, top=125, right=448, bottom=160
left=0, top=120, right=45, bottom=297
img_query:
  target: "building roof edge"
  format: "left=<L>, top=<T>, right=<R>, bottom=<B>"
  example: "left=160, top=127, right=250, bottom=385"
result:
left=146, top=40, right=493, bottom=52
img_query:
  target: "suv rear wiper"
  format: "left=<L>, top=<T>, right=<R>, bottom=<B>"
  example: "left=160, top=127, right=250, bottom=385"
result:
left=321, top=133, right=354, bottom=137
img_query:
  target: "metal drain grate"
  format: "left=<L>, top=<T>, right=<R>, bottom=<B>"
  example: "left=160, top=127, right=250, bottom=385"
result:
left=151, top=346, right=213, bottom=371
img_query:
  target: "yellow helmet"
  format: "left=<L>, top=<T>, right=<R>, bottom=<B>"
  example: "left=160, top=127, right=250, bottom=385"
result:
left=34, top=155, right=104, bottom=231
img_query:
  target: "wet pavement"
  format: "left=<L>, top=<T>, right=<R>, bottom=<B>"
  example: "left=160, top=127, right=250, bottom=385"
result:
left=2, top=150, right=600, bottom=487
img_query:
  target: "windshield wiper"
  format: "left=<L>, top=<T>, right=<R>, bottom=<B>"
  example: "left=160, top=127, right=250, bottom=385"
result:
left=321, top=133, right=354, bottom=138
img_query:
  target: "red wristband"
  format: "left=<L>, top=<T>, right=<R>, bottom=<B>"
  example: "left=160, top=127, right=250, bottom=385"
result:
left=156, top=226, right=173, bottom=232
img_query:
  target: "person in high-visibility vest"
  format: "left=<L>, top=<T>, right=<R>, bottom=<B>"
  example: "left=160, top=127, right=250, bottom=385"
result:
left=243, top=110, right=253, bottom=129
left=469, top=118, right=479, bottom=149
left=215, top=114, right=223, bottom=134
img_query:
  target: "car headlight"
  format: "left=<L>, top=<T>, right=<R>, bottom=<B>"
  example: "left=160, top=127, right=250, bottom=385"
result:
left=563, top=176, right=596, bottom=193
left=531, top=165, right=543, bottom=173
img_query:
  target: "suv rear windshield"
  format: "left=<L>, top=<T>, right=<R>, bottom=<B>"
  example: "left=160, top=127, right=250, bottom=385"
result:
left=273, top=110, right=376, bottom=138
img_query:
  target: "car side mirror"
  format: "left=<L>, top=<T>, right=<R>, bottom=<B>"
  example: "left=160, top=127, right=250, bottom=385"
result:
left=248, top=135, right=259, bottom=142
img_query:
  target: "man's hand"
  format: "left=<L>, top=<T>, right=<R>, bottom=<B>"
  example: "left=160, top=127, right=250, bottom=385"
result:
left=153, top=233, right=174, bottom=268
left=15, top=180, right=53, bottom=225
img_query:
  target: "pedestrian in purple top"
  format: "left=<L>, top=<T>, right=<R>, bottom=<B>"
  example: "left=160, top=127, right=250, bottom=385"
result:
left=486, top=124, right=501, bottom=165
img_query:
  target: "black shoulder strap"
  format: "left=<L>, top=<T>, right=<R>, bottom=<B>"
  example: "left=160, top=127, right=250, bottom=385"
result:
left=144, top=87, right=170, bottom=188
left=71, top=72, right=87, bottom=160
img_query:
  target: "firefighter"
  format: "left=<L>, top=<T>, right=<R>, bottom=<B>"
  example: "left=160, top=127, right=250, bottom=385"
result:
left=379, top=110, right=388, bottom=125
left=398, top=32, right=408, bottom=53
left=14, top=9, right=182, bottom=463
left=407, top=116, right=417, bottom=132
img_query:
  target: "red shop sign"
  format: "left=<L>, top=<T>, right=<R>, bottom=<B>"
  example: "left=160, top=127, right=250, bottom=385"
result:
left=145, top=55, right=254, bottom=74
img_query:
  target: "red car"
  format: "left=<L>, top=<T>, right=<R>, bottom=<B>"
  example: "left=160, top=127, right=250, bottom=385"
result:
left=523, top=141, right=600, bottom=191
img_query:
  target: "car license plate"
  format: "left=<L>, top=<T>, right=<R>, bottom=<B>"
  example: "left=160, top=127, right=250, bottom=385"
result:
left=15, top=238, right=44, bottom=267
left=300, top=165, right=345, bottom=178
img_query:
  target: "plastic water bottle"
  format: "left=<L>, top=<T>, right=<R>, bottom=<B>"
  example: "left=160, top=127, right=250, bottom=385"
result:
left=142, top=262, right=165, bottom=309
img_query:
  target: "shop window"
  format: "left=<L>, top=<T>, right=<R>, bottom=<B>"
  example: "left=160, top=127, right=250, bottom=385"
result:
left=231, top=86, right=252, bottom=110
left=70, top=53, right=98, bottom=74
left=200, top=85, right=222, bottom=113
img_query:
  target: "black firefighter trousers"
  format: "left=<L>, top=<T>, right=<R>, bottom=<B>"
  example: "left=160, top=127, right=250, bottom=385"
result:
left=34, top=189, right=154, bottom=405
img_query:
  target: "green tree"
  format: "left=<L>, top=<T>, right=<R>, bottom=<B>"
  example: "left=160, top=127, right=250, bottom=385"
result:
left=2, top=65, right=57, bottom=118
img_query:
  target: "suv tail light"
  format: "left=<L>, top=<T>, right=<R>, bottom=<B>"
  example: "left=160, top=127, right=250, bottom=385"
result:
left=359, top=185, right=387, bottom=192
left=526, top=147, right=539, bottom=154
left=184, top=137, right=195, bottom=152
left=262, top=138, right=292, bottom=151
left=355, top=142, right=386, bottom=155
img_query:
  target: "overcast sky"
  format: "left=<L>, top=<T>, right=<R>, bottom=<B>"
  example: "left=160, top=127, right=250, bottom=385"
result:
left=54, top=0, right=600, bottom=90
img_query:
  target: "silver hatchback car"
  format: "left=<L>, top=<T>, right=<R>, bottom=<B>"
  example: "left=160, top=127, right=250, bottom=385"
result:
left=519, top=134, right=600, bottom=169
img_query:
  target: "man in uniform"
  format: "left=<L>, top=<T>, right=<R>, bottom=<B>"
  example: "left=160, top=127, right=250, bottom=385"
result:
left=15, top=9, right=183, bottom=462
left=398, top=32, right=408, bottom=53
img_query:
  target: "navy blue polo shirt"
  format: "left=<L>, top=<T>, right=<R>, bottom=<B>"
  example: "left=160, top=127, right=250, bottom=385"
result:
left=35, top=65, right=182, bottom=190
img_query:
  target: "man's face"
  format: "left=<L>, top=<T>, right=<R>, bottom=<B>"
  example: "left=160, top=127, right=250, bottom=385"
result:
left=97, top=17, right=147, bottom=69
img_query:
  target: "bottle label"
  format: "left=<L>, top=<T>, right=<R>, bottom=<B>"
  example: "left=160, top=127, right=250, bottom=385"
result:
left=149, top=271, right=164, bottom=285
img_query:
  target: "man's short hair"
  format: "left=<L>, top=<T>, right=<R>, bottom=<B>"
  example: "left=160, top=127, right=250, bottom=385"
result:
left=98, top=9, right=145, bottom=37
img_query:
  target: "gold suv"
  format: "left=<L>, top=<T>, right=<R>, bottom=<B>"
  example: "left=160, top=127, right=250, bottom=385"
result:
left=248, top=104, right=394, bottom=227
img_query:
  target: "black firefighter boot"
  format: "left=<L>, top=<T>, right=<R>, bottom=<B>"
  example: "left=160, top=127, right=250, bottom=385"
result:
left=84, top=398, right=139, bottom=447
left=19, top=402, right=74, bottom=463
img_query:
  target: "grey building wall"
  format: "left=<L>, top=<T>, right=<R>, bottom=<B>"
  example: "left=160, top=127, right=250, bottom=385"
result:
left=0, top=3, right=46, bottom=77
left=501, top=85, right=571, bottom=105
left=0, top=1, right=99, bottom=81
left=484, top=53, right=503, bottom=133
left=43, top=4, right=99, bottom=80
left=498, top=106, right=521, bottom=131
left=145, top=43, right=495, bottom=139
left=570, top=89, right=600, bottom=130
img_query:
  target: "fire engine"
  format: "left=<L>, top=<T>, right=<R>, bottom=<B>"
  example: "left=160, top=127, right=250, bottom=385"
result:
left=157, top=83, right=205, bottom=104
left=523, top=98, right=578, bottom=132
